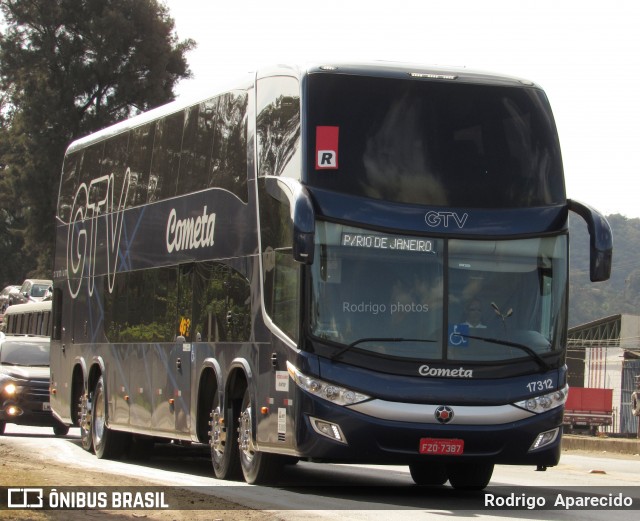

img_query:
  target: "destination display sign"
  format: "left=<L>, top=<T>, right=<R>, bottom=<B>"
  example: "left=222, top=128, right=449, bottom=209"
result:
left=341, top=232, right=435, bottom=253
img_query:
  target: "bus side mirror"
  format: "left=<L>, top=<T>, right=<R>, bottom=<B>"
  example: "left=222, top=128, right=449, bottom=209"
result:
left=293, top=187, right=315, bottom=265
left=568, top=199, right=613, bottom=282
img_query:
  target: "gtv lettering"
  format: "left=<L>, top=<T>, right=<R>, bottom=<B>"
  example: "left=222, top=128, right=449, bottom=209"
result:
left=67, top=169, right=131, bottom=298
left=425, top=211, right=468, bottom=228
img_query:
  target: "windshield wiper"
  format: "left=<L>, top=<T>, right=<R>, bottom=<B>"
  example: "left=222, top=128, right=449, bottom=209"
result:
left=462, top=333, right=551, bottom=373
left=331, top=337, right=436, bottom=361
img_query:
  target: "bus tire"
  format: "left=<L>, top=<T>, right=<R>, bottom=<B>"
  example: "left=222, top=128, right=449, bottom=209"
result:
left=238, top=388, right=284, bottom=485
left=0, top=421, right=5, bottom=435
left=53, top=424, right=70, bottom=437
left=409, top=462, right=448, bottom=486
left=447, top=462, right=494, bottom=490
left=78, top=392, right=93, bottom=452
left=210, top=389, right=242, bottom=480
left=91, top=376, right=125, bottom=459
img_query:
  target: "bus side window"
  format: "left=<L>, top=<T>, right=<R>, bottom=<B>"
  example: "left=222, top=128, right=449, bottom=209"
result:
left=58, top=152, right=82, bottom=222
left=148, top=111, right=184, bottom=203
left=256, top=76, right=301, bottom=180
left=258, top=182, right=300, bottom=342
left=102, top=131, right=130, bottom=209
left=175, top=105, right=201, bottom=197
left=128, top=124, right=155, bottom=208
left=256, top=75, right=303, bottom=342
left=104, top=268, right=178, bottom=343
left=191, top=262, right=251, bottom=343
left=209, top=92, right=248, bottom=200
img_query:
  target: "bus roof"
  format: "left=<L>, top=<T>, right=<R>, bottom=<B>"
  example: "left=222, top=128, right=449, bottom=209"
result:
left=64, top=62, right=540, bottom=155
left=303, top=61, right=539, bottom=87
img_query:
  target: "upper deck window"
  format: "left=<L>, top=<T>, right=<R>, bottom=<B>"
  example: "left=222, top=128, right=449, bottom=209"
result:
left=306, top=74, right=565, bottom=208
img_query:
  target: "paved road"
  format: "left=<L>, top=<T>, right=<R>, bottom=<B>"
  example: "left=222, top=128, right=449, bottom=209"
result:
left=2, top=424, right=639, bottom=520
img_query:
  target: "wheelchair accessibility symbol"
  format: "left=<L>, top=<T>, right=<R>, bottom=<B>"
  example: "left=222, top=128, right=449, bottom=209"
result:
left=448, top=324, right=469, bottom=347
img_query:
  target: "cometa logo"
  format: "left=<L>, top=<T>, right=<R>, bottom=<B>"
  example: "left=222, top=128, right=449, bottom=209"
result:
left=166, top=206, right=216, bottom=253
left=418, top=365, right=473, bottom=378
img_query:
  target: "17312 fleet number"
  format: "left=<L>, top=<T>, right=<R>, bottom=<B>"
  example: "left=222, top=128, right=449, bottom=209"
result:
left=526, top=378, right=553, bottom=393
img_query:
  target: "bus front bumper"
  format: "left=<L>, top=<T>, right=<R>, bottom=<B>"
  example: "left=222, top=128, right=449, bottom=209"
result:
left=294, top=393, right=563, bottom=467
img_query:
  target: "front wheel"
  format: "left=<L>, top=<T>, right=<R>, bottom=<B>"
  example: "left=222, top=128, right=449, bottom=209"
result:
left=447, top=462, right=494, bottom=490
left=0, top=421, right=5, bottom=435
left=237, top=388, right=284, bottom=484
left=409, top=462, right=448, bottom=486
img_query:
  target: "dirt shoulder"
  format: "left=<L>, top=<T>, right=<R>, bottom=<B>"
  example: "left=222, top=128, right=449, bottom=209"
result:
left=0, top=440, right=279, bottom=521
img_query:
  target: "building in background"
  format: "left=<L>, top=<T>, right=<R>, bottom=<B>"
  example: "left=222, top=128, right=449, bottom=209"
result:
left=568, top=314, right=640, bottom=435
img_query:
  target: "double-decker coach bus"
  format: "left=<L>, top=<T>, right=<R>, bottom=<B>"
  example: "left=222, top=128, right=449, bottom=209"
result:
left=50, top=63, right=612, bottom=490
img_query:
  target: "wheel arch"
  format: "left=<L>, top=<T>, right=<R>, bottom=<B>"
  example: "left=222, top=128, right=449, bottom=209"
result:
left=70, top=358, right=87, bottom=425
left=87, top=356, right=106, bottom=396
left=225, top=358, right=253, bottom=425
left=226, top=358, right=252, bottom=403
left=196, top=358, right=223, bottom=443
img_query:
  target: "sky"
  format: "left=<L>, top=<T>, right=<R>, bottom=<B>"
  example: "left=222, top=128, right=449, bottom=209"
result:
left=164, top=0, right=640, bottom=218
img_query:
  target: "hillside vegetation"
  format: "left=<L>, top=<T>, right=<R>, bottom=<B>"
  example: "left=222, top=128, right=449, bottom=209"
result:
left=569, top=214, right=640, bottom=327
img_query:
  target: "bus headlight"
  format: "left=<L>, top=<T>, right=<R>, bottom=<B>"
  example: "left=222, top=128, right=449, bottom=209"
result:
left=2, top=382, right=18, bottom=396
left=286, top=362, right=370, bottom=406
left=516, top=385, right=568, bottom=414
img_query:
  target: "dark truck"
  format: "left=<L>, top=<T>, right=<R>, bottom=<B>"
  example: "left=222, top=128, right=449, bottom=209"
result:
left=563, top=387, right=613, bottom=435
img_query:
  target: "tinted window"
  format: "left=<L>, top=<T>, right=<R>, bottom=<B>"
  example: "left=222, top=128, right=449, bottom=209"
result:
left=191, top=262, right=251, bottom=342
left=209, top=92, right=248, bottom=199
left=103, top=262, right=250, bottom=343
left=258, top=179, right=300, bottom=341
left=128, top=124, right=155, bottom=208
left=104, top=267, right=177, bottom=342
left=148, top=111, right=184, bottom=203
left=102, top=131, right=130, bottom=210
left=58, top=152, right=81, bottom=221
left=178, top=92, right=249, bottom=201
left=79, top=143, right=105, bottom=200
left=306, top=75, right=565, bottom=208
left=257, top=77, right=301, bottom=179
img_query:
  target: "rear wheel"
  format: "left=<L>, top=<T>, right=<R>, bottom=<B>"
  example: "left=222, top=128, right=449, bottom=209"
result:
left=447, top=462, right=494, bottom=490
left=92, top=376, right=126, bottom=459
left=238, top=388, right=284, bottom=484
left=409, top=462, right=448, bottom=486
left=209, top=388, right=242, bottom=480
left=78, top=391, right=93, bottom=451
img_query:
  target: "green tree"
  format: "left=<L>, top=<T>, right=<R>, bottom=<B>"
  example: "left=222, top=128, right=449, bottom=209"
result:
left=0, top=0, right=195, bottom=282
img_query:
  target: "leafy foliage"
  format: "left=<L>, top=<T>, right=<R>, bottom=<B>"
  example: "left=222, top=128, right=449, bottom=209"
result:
left=0, top=0, right=194, bottom=284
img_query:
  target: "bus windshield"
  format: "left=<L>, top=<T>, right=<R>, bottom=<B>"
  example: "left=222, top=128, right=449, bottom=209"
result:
left=306, top=74, right=565, bottom=208
left=309, top=222, right=568, bottom=363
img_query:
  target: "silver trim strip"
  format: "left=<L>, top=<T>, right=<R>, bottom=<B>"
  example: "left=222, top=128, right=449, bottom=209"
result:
left=347, top=399, right=535, bottom=425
